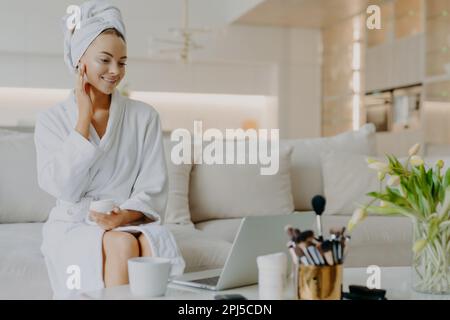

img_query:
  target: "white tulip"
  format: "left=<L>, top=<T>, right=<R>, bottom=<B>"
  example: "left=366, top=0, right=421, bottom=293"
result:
left=387, top=175, right=400, bottom=187
left=410, top=155, right=424, bottom=167
left=408, top=143, right=420, bottom=157
left=368, top=161, right=389, bottom=172
left=365, top=157, right=377, bottom=164
left=379, top=200, right=388, bottom=207
left=348, top=208, right=367, bottom=232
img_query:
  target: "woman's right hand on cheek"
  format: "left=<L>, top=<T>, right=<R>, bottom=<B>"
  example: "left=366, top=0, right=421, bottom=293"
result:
left=75, top=63, right=94, bottom=119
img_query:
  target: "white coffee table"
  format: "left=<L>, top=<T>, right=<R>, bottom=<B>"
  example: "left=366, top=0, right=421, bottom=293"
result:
left=82, top=267, right=450, bottom=300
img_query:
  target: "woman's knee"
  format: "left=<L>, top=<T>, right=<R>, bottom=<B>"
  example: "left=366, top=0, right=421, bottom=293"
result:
left=138, top=233, right=153, bottom=256
left=103, top=231, right=139, bottom=259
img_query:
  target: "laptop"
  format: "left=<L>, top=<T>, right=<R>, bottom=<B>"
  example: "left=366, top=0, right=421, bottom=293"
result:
left=171, top=213, right=315, bottom=291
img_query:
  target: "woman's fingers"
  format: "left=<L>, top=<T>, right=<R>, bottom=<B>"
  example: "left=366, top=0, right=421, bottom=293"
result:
left=93, top=213, right=106, bottom=222
left=81, top=65, right=91, bottom=95
left=76, top=64, right=84, bottom=95
left=91, top=211, right=107, bottom=221
left=112, top=206, right=121, bottom=214
left=89, top=210, right=118, bottom=230
left=91, top=212, right=113, bottom=223
left=80, top=64, right=85, bottom=88
left=90, top=211, right=102, bottom=222
left=93, top=216, right=111, bottom=230
left=76, top=67, right=81, bottom=89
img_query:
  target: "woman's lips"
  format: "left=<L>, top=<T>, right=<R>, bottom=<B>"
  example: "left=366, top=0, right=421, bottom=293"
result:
left=101, top=76, right=118, bottom=84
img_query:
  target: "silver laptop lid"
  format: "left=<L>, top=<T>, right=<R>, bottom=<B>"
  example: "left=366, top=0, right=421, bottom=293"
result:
left=215, top=212, right=315, bottom=290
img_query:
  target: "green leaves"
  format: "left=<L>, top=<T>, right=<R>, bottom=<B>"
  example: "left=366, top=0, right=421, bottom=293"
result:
left=349, top=145, right=450, bottom=234
left=444, top=168, right=450, bottom=190
left=427, top=217, right=440, bottom=242
left=386, top=154, right=406, bottom=176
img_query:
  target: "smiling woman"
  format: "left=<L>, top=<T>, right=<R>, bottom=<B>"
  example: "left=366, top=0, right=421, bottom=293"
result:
left=78, top=28, right=127, bottom=97
left=76, top=29, right=128, bottom=139
left=34, top=0, right=185, bottom=299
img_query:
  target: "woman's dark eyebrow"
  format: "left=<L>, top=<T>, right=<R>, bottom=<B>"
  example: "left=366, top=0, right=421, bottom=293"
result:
left=99, top=51, right=127, bottom=59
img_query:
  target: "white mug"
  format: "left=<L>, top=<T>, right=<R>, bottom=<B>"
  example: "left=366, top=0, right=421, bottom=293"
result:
left=128, top=257, right=172, bottom=297
left=86, top=199, right=116, bottom=225
left=89, top=199, right=116, bottom=213
left=257, top=252, right=287, bottom=300
left=258, top=267, right=287, bottom=300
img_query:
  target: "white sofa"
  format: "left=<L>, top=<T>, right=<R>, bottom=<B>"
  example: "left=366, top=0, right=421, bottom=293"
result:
left=1, top=124, right=432, bottom=299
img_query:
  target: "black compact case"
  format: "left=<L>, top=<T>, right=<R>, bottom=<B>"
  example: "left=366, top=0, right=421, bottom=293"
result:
left=342, top=285, right=387, bottom=300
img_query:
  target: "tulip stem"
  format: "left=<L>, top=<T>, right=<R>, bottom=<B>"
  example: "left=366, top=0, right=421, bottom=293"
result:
left=413, top=221, right=450, bottom=294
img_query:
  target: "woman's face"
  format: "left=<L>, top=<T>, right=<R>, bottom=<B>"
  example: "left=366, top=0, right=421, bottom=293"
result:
left=79, top=33, right=127, bottom=95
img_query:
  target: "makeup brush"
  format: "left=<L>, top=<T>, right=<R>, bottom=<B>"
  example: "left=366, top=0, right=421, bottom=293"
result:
left=286, top=241, right=298, bottom=264
left=293, top=228, right=302, bottom=243
left=284, top=225, right=295, bottom=242
left=330, top=226, right=346, bottom=239
left=297, top=249, right=310, bottom=265
left=298, top=230, right=315, bottom=242
left=299, top=230, right=321, bottom=248
left=311, top=195, right=326, bottom=242
left=320, top=240, right=334, bottom=266
left=297, top=241, right=315, bottom=265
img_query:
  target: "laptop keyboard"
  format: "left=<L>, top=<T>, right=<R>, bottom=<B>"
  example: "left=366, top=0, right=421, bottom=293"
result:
left=190, top=276, right=220, bottom=286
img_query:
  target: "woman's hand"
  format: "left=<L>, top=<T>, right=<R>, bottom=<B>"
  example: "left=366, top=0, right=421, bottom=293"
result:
left=89, top=206, right=148, bottom=230
left=75, top=63, right=94, bottom=120
left=89, top=206, right=125, bottom=231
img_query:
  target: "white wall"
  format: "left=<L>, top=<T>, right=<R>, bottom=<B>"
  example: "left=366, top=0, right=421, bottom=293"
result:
left=0, top=88, right=277, bottom=133
left=0, top=0, right=321, bottom=138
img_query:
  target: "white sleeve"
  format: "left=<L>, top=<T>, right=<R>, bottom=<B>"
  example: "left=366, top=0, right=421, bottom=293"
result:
left=119, top=113, right=168, bottom=223
left=34, top=112, right=102, bottom=203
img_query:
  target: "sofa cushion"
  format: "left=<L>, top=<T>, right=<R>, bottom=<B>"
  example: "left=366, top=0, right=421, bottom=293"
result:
left=320, top=151, right=381, bottom=215
left=321, top=151, right=450, bottom=216
left=162, top=135, right=192, bottom=226
left=425, top=144, right=450, bottom=157
left=0, top=223, right=52, bottom=299
left=283, top=123, right=376, bottom=211
left=189, top=143, right=294, bottom=223
left=166, top=224, right=232, bottom=272
left=0, top=222, right=232, bottom=299
left=322, top=215, right=412, bottom=267
left=195, top=218, right=243, bottom=244
left=0, top=133, right=55, bottom=223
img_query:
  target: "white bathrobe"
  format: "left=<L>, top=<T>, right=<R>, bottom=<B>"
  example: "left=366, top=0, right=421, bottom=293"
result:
left=34, top=89, right=185, bottom=299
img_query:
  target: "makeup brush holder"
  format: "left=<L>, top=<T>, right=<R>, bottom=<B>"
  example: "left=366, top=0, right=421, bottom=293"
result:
left=296, top=264, right=343, bottom=300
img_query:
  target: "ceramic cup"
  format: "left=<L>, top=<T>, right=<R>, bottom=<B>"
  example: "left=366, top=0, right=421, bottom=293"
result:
left=257, top=252, right=288, bottom=300
left=86, top=199, right=116, bottom=225
left=89, top=199, right=116, bottom=213
left=128, top=257, right=172, bottom=297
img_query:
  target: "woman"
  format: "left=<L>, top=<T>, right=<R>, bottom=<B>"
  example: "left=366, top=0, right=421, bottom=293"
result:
left=34, top=1, right=185, bottom=299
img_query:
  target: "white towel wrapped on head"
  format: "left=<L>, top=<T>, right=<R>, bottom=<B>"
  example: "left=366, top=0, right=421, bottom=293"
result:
left=62, top=0, right=126, bottom=74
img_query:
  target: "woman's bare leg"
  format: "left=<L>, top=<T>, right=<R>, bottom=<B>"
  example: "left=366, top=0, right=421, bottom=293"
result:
left=138, top=233, right=153, bottom=257
left=102, top=231, right=139, bottom=287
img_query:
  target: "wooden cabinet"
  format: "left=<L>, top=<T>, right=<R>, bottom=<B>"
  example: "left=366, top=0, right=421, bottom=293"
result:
left=425, top=0, right=450, bottom=103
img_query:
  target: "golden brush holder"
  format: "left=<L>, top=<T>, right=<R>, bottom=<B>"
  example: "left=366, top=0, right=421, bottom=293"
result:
left=296, top=264, right=343, bottom=300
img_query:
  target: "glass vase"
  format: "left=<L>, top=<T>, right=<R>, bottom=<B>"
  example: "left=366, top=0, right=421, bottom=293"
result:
left=412, top=220, right=450, bottom=294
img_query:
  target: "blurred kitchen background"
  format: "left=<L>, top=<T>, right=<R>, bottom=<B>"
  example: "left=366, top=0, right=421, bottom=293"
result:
left=1, top=0, right=450, bottom=154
